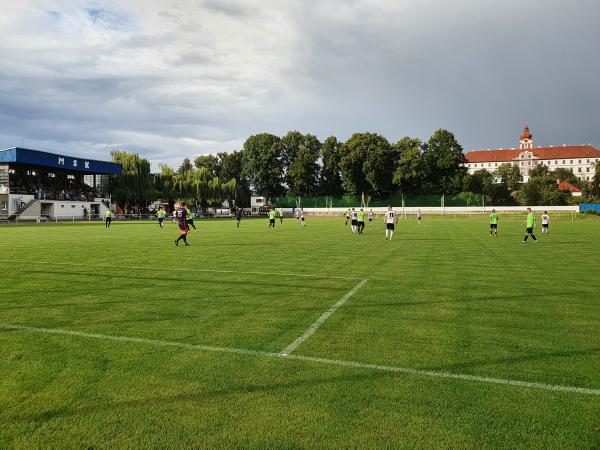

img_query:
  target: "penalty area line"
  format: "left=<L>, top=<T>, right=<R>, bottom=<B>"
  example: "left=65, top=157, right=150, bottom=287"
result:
left=1, top=323, right=599, bottom=397
left=280, top=278, right=369, bottom=355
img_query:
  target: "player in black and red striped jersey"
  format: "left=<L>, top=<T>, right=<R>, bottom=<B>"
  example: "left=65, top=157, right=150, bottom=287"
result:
left=174, top=202, right=190, bottom=246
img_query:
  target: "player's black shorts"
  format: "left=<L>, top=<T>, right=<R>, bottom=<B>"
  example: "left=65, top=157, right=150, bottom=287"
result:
left=269, top=219, right=275, bottom=224
left=368, top=218, right=373, bottom=222
left=526, top=227, right=534, bottom=234
left=357, top=221, right=364, bottom=226
left=351, top=219, right=357, bottom=226
left=301, top=217, right=304, bottom=221
left=542, top=224, right=549, bottom=228
left=386, top=223, right=395, bottom=230
left=158, top=218, right=164, bottom=224
left=490, top=224, right=497, bottom=229
left=187, top=219, right=194, bottom=225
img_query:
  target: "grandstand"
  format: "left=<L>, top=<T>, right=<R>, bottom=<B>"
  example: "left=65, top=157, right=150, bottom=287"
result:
left=0, top=147, right=122, bottom=221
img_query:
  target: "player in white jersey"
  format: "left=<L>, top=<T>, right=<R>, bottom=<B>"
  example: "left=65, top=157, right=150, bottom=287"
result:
left=541, top=211, right=550, bottom=234
left=368, top=209, right=375, bottom=224
left=350, top=208, right=358, bottom=234
left=300, top=208, right=306, bottom=227
left=384, top=206, right=397, bottom=240
left=417, top=209, right=422, bottom=224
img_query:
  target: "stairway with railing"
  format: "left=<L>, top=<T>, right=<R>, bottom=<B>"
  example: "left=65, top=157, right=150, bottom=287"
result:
left=8, top=199, right=40, bottom=221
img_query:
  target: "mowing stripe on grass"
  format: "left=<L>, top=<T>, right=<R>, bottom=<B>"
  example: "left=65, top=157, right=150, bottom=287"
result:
left=1, top=323, right=599, bottom=396
left=280, top=278, right=369, bottom=355
left=0, top=259, right=363, bottom=281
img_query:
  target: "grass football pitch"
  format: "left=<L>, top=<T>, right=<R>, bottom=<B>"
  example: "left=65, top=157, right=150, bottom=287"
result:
left=1, top=216, right=599, bottom=448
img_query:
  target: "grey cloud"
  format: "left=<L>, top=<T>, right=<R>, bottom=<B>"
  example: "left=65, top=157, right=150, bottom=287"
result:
left=0, top=0, right=599, bottom=170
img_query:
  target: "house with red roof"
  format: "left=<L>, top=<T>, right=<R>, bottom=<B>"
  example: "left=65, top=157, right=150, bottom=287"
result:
left=557, top=180, right=583, bottom=197
left=464, top=125, right=600, bottom=182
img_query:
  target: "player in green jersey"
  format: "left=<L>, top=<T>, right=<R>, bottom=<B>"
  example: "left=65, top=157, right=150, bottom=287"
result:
left=268, top=209, right=276, bottom=228
left=156, top=207, right=166, bottom=228
left=356, top=208, right=366, bottom=234
left=186, top=208, right=197, bottom=234
left=104, top=209, right=112, bottom=228
left=522, top=208, right=538, bottom=243
left=278, top=208, right=284, bottom=224
left=489, top=209, right=498, bottom=236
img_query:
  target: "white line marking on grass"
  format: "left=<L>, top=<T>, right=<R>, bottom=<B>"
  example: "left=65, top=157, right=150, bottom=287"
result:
left=0, top=259, right=362, bottom=281
left=1, top=323, right=599, bottom=397
left=280, top=278, right=368, bottom=355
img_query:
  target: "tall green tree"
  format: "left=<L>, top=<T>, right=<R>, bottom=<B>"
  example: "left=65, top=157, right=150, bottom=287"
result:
left=462, top=169, right=494, bottom=196
left=363, top=135, right=397, bottom=196
left=339, top=132, right=393, bottom=196
left=495, top=163, right=523, bottom=191
left=392, top=137, right=424, bottom=194
left=589, top=164, right=600, bottom=200
left=242, top=133, right=285, bottom=199
left=194, top=154, right=219, bottom=176
left=110, top=151, right=155, bottom=211
left=281, top=131, right=321, bottom=196
left=518, top=164, right=570, bottom=206
left=178, top=157, right=194, bottom=175
left=154, top=163, right=176, bottom=206
left=319, top=136, right=344, bottom=196
left=421, top=129, right=466, bottom=194
left=172, top=167, right=237, bottom=210
left=216, top=151, right=251, bottom=207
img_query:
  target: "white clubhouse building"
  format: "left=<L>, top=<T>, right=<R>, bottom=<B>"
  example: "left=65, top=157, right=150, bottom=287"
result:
left=465, top=125, right=600, bottom=182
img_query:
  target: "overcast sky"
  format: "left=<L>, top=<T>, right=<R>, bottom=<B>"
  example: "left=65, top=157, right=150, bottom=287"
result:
left=1, top=0, right=599, bottom=169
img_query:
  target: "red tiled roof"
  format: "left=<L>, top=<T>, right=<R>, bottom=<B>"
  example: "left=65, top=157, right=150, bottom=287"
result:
left=465, top=145, right=600, bottom=163
left=558, top=180, right=582, bottom=193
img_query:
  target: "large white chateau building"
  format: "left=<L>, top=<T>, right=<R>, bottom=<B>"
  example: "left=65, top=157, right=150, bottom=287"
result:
left=465, top=125, right=600, bottom=182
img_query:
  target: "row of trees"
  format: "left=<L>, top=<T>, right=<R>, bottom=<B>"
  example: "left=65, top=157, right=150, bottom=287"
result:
left=109, top=151, right=238, bottom=211
left=190, top=129, right=468, bottom=200
left=462, top=162, right=600, bottom=206
left=109, top=129, right=600, bottom=209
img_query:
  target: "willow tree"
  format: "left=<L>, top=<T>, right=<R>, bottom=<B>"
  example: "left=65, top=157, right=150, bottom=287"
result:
left=110, top=151, right=155, bottom=212
left=172, top=167, right=237, bottom=211
left=154, top=163, right=176, bottom=207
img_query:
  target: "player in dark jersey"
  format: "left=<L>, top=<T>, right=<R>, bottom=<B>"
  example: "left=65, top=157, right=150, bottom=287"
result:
left=235, top=207, right=243, bottom=228
left=174, top=202, right=190, bottom=246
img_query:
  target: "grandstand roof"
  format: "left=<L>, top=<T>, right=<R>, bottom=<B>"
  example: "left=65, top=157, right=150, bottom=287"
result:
left=465, top=145, right=600, bottom=163
left=0, top=147, right=122, bottom=175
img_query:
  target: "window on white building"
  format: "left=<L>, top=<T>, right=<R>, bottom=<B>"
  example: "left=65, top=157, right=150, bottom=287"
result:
left=587, top=167, right=590, bottom=172
left=578, top=167, right=582, bottom=173
left=562, top=160, right=566, bottom=164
